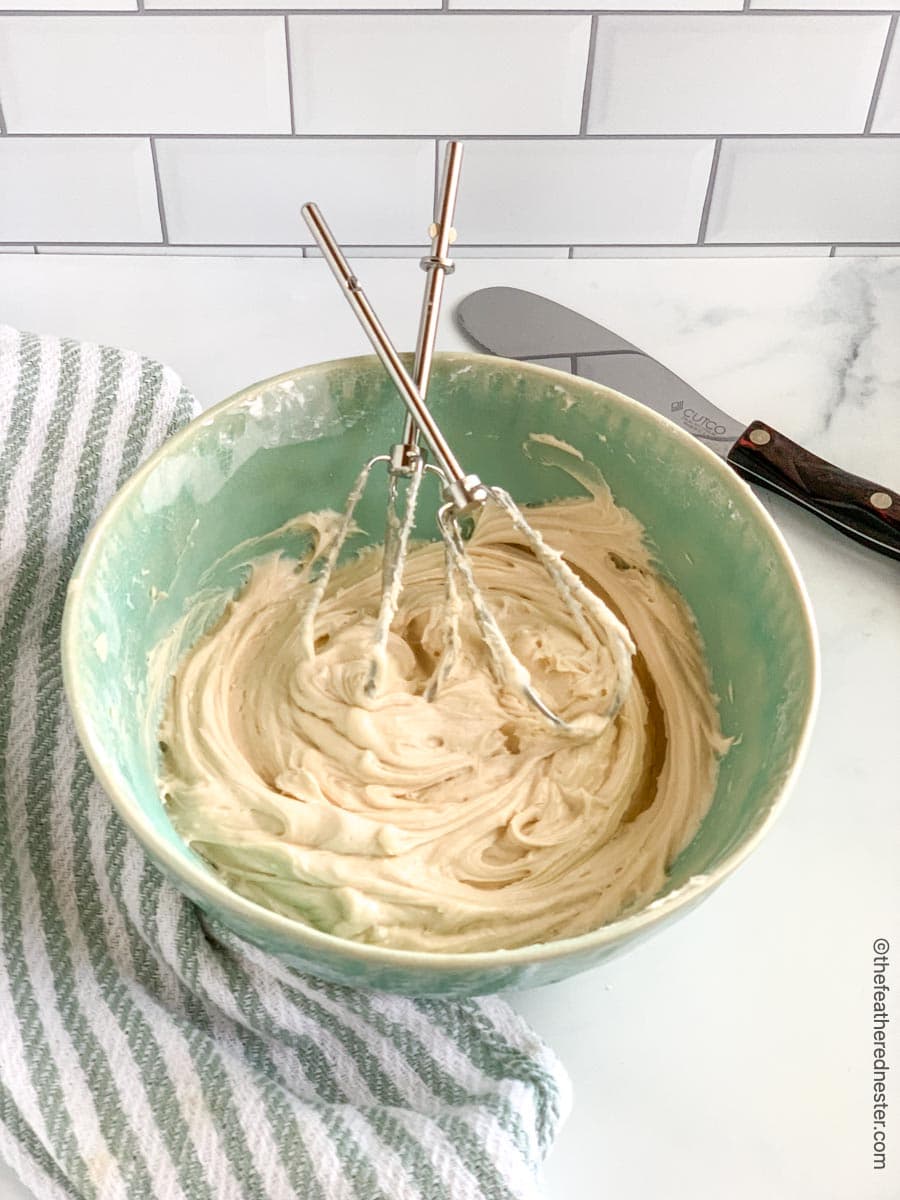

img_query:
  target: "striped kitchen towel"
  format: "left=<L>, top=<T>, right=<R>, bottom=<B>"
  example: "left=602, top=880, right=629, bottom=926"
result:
left=0, top=325, right=570, bottom=1200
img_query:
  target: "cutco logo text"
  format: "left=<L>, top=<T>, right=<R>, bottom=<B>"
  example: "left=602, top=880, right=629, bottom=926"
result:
left=671, top=399, right=730, bottom=439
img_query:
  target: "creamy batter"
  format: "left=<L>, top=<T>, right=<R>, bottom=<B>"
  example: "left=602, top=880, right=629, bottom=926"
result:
left=158, top=456, right=729, bottom=953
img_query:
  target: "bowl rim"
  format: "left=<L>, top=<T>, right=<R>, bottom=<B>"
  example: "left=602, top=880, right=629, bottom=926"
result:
left=62, top=350, right=820, bottom=974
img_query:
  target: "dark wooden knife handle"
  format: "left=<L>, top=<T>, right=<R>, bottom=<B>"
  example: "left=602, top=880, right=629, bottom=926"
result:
left=727, top=421, right=900, bottom=561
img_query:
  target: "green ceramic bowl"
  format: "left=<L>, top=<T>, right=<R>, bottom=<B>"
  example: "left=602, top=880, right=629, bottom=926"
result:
left=62, top=352, right=818, bottom=996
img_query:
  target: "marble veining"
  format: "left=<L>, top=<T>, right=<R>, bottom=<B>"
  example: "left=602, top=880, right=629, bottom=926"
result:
left=818, top=260, right=880, bottom=433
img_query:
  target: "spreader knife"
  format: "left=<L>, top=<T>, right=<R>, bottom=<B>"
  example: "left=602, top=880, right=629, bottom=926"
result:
left=457, top=287, right=899, bottom=561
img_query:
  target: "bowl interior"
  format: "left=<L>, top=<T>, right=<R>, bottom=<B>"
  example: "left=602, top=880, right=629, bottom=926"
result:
left=65, top=353, right=816, bottom=978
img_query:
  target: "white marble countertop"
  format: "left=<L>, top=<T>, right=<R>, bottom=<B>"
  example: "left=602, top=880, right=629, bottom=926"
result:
left=1, top=253, right=898, bottom=1200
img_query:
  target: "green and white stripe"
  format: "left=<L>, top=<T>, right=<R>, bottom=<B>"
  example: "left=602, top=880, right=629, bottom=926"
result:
left=0, top=324, right=570, bottom=1200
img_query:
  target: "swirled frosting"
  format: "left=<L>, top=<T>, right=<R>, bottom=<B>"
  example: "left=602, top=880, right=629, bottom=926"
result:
left=159, top=458, right=728, bottom=953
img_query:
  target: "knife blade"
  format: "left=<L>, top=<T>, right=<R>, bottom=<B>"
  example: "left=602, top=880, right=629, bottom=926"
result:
left=457, top=286, right=900, bottom=561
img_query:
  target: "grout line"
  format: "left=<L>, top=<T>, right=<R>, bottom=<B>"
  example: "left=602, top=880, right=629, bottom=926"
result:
left=579, top=15, right=599, bottom=137
left=696, top=137, right=722, bottom=245
left=829, top=245, right=837, bottom=256
left=4, top=131, right=900, bottom=141
left=864, top=14, right=896, bottom=134
left=4, top=6, right=900, bottom=13
left=17, top=240, right=899, bottom=251
left=283, top=15, right=297, bottom=135
left=567, top=246, right=575, bottom=259
left=0, top=96, right=7, bottom=136
left=8, top=241, right=900, bottom=248
left=742, top=0, right=750, bottom=9
left=752, top=3, right=900, bottom=10
left=149, top=137, right=170, bottom=243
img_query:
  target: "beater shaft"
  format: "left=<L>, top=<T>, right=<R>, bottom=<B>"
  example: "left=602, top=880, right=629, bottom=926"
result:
left=302, top=201, right=487, bottom=515
left=393, top=140, right=463, bottom=469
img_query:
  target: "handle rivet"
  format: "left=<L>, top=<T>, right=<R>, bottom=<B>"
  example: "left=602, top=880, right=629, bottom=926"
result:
left=749, top=428, right=771, bottom=446
left=870, top=491, right=893, bottom=511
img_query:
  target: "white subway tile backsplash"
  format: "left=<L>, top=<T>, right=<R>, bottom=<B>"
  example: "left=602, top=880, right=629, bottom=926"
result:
left=587, top=16, right=888, bottom=135
left=155, top=139, right=434, bottom=245
left=450, top=140, right=715, bottom=245
left=706, top=139, right=900, bottom=243
left=0, top=17, right=290, bottom=134
left=288, top=16, right=589, bottom=135
left=0, top=9, right=896, bottom=256
left=871, top=27, right=900, bottom=133
left=0, top=139, right=161, bottom=242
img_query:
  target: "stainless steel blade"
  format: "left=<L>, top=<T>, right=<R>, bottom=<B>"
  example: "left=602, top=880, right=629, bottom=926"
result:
left=456, top=287, right=745, bottom=458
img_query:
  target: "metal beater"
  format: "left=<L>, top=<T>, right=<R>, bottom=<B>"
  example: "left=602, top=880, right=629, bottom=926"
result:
left=297, top=143, right=463, bottom=698
left=300, top=155, right=634, bottom=737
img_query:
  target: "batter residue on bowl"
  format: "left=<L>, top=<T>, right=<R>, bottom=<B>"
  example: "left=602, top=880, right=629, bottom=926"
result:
left=157, top=453, right=729, bottom=953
